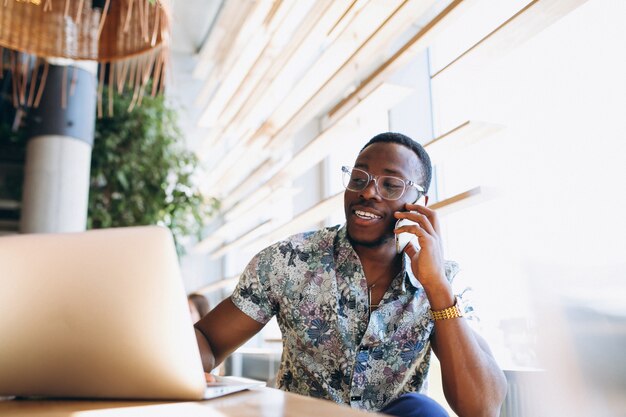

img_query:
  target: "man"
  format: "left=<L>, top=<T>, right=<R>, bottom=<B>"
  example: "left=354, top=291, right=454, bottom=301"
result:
left=195, top=132, right=507, bottom=417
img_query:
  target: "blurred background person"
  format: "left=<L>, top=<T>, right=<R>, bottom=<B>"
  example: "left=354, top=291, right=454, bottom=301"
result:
left=188, top=293, right=210, bottom=324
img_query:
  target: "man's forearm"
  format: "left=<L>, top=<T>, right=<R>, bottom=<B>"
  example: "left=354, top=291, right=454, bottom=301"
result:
left=433, top=319, right=507, bottom=417
left=195, top=327, right=216, bottom=372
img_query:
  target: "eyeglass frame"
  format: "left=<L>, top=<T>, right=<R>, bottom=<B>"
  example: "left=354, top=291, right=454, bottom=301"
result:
left=341, top=165, right=425, bottom=201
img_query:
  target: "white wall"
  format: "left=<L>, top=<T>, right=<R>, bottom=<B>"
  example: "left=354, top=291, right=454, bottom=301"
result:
left=185, top=4, right=626, bottom=408
left=430, top=0, right=626, bottom=368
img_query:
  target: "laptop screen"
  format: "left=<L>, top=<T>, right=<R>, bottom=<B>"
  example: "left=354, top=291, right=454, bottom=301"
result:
left=0, top=226, right=207, bottom=400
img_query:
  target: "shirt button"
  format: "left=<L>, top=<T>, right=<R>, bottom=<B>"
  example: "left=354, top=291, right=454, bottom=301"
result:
left=358, top=346, right=368, bottom=352
left=350, top=395, right=362, bottom=401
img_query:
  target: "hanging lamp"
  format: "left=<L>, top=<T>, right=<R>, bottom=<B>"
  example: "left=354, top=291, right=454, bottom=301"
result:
left=0, top=0, right=171, bottom=115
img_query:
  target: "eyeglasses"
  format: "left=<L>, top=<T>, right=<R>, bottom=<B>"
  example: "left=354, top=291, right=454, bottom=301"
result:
left=341, top=166, right=424, bottom=201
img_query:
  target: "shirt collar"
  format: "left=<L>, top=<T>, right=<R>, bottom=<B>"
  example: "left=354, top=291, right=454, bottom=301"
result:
left=335, top=224, right=359, bottom=266
left=337, top=224, right=421, bottom=293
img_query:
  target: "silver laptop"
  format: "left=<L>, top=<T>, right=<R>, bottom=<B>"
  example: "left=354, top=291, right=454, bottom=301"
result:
left=0, top=226, right=261, bottom=400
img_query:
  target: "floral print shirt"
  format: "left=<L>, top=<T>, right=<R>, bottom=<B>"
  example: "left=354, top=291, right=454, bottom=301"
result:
left=231, top=224, right=472, bottom=412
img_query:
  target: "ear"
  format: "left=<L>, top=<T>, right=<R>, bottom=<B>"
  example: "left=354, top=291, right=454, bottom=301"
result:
left=424, top=195, right=429, bottom=206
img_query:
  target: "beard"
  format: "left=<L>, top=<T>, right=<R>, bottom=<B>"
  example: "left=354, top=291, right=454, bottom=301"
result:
left=346, top=230, right=394, bottom=248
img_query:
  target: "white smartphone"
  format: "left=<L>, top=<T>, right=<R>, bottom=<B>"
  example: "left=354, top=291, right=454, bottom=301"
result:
left=395, top=217, right=420, bottom=254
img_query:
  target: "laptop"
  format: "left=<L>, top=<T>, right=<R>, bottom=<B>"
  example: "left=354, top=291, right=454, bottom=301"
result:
left=0, top=226, right=262, bottom=400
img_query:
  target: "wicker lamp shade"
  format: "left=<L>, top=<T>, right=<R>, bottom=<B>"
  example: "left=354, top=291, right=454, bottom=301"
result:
left=0, top=0, right=170, bottom=114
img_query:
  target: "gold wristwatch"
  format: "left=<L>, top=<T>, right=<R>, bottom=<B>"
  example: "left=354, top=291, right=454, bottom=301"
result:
left=430, top=296, right=463, bottom=321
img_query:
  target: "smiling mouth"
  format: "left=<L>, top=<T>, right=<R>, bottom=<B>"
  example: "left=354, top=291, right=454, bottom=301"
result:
left=354, top=209, right=382, bottom=220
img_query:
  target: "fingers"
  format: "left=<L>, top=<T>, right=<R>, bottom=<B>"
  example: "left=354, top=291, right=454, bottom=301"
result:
left=405, top=203, right=441, bottom=234
left=394, top=223, right=437, bottom=253
left=394, top=210, right=436, bottom=237
left=205, top=372, right=216, bottom=383
left=394, top=223, right=425, bottom=238
left=394, top=206, right=444, bottom=254
left=404, top=240, right=419, bottom=257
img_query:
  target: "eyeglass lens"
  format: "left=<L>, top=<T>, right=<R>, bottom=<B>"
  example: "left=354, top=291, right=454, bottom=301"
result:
left=342, top=167, right=406, bottom=200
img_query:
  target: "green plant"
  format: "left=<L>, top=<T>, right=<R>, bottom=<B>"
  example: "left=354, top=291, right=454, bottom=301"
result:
left=88, top=86, right=219, bottom=253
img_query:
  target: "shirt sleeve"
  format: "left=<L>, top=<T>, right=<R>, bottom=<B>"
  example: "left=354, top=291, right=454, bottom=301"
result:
left=230, top=247, right=278, bottom=325
left=446, top=261, right=480, bottom=325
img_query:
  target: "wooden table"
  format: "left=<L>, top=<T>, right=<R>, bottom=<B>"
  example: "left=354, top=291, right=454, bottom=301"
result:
left=0, top=387, right=379, bottom=416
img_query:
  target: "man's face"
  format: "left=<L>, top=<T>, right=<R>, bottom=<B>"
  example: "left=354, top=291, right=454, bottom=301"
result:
left=344, top=142, right=421, bottom=248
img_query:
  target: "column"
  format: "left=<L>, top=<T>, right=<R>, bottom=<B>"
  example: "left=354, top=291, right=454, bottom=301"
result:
left=20, top=60, right=97, bottom=233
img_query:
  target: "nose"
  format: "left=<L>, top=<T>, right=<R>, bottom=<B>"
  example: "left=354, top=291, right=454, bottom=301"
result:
left=359, top=178, right=382, bottom=201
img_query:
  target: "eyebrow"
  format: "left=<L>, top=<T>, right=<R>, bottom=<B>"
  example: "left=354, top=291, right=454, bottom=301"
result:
left=354, top=162, right=406, bottom=177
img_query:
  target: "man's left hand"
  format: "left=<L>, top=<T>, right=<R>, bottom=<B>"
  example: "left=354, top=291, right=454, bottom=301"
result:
left=394, top=203, right=448, bottom=292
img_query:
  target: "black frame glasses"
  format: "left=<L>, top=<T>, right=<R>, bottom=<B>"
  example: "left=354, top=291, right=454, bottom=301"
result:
left=341, top=166, right=424, bottom=201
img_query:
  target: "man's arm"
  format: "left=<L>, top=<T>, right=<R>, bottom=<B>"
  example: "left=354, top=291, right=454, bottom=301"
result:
left=395, top=204, right=507, bottom=417
left=194, top=297, right=265, bottom=371
left=430, top=312, right=507, bottom=417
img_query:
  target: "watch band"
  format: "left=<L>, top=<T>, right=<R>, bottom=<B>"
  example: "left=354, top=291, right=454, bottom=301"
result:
left=430, top=296, right=463, bottom=320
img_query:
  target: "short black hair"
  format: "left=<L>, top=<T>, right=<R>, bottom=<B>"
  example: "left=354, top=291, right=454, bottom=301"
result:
left=360, top=132, right=432, bottom=194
